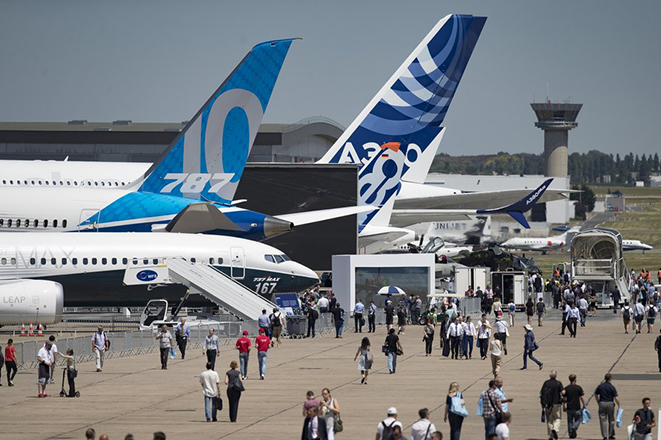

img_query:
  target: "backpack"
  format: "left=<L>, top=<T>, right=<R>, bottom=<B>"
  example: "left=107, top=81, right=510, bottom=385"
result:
left=508, top=304, right=516, bottom=312
left=623, top=307, right=631, bottom=321
left=381, top=420, right=397, bottom=439
left=536, top=302, right=545, bottom=313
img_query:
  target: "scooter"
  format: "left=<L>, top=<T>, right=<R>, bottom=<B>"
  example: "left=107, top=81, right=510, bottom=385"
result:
left=58, top=368, right=80, bottom=398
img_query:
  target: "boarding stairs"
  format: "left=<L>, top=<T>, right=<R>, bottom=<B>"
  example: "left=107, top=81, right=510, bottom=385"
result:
left=164, top=258, right=276, bottom=322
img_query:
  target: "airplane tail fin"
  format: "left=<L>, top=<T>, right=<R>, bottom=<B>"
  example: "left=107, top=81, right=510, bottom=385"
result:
left=318, top=14, right=486, bottom=177
left=135, top=39, right=296, bottom=204
left=477, top=179, right=553, bottom=229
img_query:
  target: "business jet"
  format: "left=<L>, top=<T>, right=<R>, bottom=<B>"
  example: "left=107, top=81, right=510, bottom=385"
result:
left=622, top=239, right=653, bottom=252
left=0, top=232, right=319, bottom=324
left=0, top=39, right=369, bottom=239
left=499, top=227, right=580, bottom=253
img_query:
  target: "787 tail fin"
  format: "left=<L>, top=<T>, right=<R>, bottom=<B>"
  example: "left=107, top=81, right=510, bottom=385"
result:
left=137, top=39, right=297, bottom=204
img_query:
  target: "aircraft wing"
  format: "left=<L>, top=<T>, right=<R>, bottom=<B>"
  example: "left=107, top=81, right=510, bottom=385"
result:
left=390, top=210, right=473, bottom=227
left=163, top=203, right=245, bottom=233
left=274, top=205, right=375, bottom=227
left=395, top=187, right=572, bottom=210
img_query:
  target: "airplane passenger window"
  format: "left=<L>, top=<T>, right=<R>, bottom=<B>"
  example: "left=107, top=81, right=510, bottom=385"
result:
left=15, top=219, right=21, bottom=227
left=34, top=219, right=38, bottom=227
left=53, top=219, right=58, bottom=228
left=9, top=180, right=13, bottom=184
left=62, top=220, right=67, bottom=228
left=101, top=182, right=105, bottom=186
left=44, top=181, right=48, bottom=185
left=217, top=258, right=223, bottom=264
left=16, top=181, right=20, bottom=185
left=132, top=258, right=138, bottom=265
left=209, top=258, right=215, bottom=264
left=10, top=258, right=15, bottom=264
left=31, top=180, right=35, bottom=185
left=1, top=258, right=5, bottom=265
left=94, top=182, right=98, bottom=186
left=112, top=258, right=117, bottom=265
left=0, top=219, right=4, bottom=226
left=122, top=258, right=128, bottom=265
left=51, top=258, right=56, bottom=265
left=264, top=255, right=275, bottom=263
left=41, top=258, right=46, bottom=265
left=72, top=258, right=78, bottom=265
left=7, top=219, right=12, bottom=227
left=153, top=259, right=158, bottom=265
left=143, top=258, right=148, bottom=265
left=274, top=255, right=284, bottom=263
left=83, top=258, right=88, bottom=265
left=25, top=220, right=29, bottom=228
left=66, top=181, right=71, bottom=186
left=92, top=258, right=97, bottom=265
left=30, top=258, right=36, bottom=265
left=62, top=258, right=67, bottom=265
left=74, top=181, right=78, bottom=186
left=191, top=258, right=196, bottom=263
left=38, top=181, right=42, bottom=185
left=43, top=219, right=48, bottom=227
left=102, top=258, right=107, bottom=265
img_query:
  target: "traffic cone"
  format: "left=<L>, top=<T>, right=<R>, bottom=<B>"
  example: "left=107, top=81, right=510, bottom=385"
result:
left=37, top=323, right=43, bottom=337
left=20, top=322, right=26, bottom=337
left=28, top=323, right=34, bottom=337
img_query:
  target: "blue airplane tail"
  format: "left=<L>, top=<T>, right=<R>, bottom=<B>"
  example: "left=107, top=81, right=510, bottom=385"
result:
left=137, top=38, right=296, bottom=204
left=477, top=179, right=554, bottom=229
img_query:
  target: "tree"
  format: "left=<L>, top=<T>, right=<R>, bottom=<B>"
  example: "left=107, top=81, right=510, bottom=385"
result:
left=570, top=184, right=596, bottom=212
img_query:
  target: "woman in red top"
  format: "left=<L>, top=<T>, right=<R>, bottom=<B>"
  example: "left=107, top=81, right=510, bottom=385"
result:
left=5, top=339, right=17, bottom=386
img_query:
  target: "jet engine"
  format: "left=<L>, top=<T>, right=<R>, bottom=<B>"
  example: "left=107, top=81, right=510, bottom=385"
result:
left=0, top=280, right=64, bottom=325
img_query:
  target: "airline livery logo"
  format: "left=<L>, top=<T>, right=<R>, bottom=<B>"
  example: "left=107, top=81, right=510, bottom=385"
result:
left=136, top=270, right=159, bottom=282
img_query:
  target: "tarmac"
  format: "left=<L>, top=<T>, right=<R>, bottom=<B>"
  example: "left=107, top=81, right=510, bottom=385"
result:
left=1, top=310, right=660, bottom=440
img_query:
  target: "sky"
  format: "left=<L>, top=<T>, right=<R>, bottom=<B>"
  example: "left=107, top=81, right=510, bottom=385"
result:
left=1, top=0, right=660, bottom=156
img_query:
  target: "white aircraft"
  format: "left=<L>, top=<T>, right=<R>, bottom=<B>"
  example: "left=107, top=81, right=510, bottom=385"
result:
left=0, top=232, right=319, bottom=325
left=499, top=227, right=580, bottom=252
left=622, top=239, right=653, bottom=252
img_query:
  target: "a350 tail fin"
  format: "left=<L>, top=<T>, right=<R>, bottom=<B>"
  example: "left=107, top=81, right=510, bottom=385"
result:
left=318, top=14, right=486, bottom=176
left=477, top=179, right=553, bottom=229
left=136, top=38, right=297, bottom=204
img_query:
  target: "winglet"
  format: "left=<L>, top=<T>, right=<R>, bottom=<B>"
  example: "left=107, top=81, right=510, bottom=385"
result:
left=476, top=178, right=553, bottom=229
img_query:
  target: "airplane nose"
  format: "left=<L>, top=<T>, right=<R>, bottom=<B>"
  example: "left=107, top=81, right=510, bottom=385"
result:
left=291, top=262, right=319, bottom=290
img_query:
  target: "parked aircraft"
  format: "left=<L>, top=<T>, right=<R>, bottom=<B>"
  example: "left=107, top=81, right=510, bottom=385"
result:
left=622, top=239, right=653, bottom=252
left=499, top=227, right=580, bottom=252
left=0, top=233, right=319, bottom=320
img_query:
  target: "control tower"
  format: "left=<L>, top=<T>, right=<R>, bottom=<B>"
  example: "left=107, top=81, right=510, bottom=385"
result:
left=531, top=102, right=582, bottom=177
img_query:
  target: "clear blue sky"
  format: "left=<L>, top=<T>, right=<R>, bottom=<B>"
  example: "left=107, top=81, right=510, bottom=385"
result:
left=1, top=0, right=659, bottom=156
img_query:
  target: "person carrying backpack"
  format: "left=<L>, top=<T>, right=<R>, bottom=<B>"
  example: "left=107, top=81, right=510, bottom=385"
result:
left=536, top=298, right=546, bottom=327
left=376, top=407, right=402, bottom=440
left=622, top=300, right=632, bottom=334
left=540, top=370, right=564, bottom=440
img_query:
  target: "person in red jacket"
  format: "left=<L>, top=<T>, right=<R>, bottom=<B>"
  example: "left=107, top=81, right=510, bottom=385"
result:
left=255, top=328, right=271, bottom=380
left=4, top=339, right=17, bottom=386
left=236, top=331, right=251, bottom=380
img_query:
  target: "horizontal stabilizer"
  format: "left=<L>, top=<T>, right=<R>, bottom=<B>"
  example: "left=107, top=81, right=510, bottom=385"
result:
left=275, top=205, right=375, bottom=227
left=165, top=203, right=245, bottom=233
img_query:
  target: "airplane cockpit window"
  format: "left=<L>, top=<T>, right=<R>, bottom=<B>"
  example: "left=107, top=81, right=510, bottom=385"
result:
left=264, top=255, right=275, bottom=263
left=281, top=254, right=291, bottom=261
left=274, top=255, right=284, bottom=263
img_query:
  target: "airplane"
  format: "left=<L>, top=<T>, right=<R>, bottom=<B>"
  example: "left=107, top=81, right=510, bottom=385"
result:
left=622, top=239, right=653, bottom=252
left=0, top=232, right=319, bottom=324
left=499, top=227, right=580, bottom=253
left=0, top=39, right=369, bottom=239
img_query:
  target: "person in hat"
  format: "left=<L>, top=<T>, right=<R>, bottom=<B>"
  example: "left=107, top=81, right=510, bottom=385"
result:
left=376, top=407, right=403, bottom=440
left=36, top=340, right=52, bottom=397
left=521, top=324, right=543, bottom=370
left=254, top=328, right=271, bottom=380
left=235, top=330, right=251, bottom=380
left=493, top=315, right=509, bottom=355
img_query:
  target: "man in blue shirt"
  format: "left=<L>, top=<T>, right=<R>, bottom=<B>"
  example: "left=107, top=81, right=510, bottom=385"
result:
left=595, top=373, right=620, bottom=440
left=258, top=309, right=271, bottom=336
left=176, top=318, right=191, bottom=359
left=354, top=299, right=365, bottom=333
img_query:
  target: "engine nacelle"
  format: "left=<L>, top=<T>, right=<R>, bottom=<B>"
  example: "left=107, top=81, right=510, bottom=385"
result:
left=0, top=280, right=64, bottom=325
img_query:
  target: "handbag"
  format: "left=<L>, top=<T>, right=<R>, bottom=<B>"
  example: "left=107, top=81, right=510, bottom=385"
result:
left=450, top=391, right=469, bottom=417
left=581, top=407, right=592, bottom=424
left=476, top=394, right=483, bottom=416
left=232, top=377, right=246, bottom=392
left=212, top=396, right=223, bottom=411
left=69, top=368, right=78, bottom=379
left=616, top=407, right=623, bottom=428
left=541, top=408, right=546, bottom=423
left=333, top=413, right=344, bottom=433
left=382, top=345, right=388, bottom=354
left=532, top=341, right=539, bottom=351
left=487, top=390, right=503, bottom=424
left=396, top=348, right=403, bottom=356
left=169, top=347, right=176, bottom=359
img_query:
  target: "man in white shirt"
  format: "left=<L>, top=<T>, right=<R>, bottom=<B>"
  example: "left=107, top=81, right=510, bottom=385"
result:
left=317, top=295, right=330, bottom=313
left=91, top=326, right=109, bottom=372
left=376, top=407, right=403, bottom=440
left=567, top=303, right=580, bottom=338
left=494, top=316, right=509, bottom=355
left=199, top=362, right=221, bottom=422
left=46, top=335, right=60, bottom=384
left=410, top=408, right=436, bottom=440
left=495, top=411, right=511, bottom=439
left=37, top=340, right=52, bottom=397
left=633, top=299, right=646, bottom=334
left=447, top=317, right=465, bottom=360
left=578, top=297, right=589, bottom=327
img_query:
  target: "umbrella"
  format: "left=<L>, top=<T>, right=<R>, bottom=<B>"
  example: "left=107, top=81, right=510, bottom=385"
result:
left=376, top=286, right=406, bottom=296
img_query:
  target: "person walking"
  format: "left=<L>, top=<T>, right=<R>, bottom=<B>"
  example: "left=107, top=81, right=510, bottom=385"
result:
left=255, top=328, right=270, bottom=380
left=331, top=302, right=345, bottom=338
left=302, top=405, right=328, bottom=440
left=578, top=296, right=589, bottom=327
left=632, top=397, right=656, bottom=440
left=646, top=303, right=658, bottom=333
left=91, top=325, right=109, bottom=372
left=397, top=301, right=408, bottom=335
left=317, top=295, right=329, bottom=314
left=612, top=286, right=621, bottom=314
left=411, top=407, right=436, bottom=440
left=258, top=310, right=270, bottom=337
left=368, top=300, right=378, bottom=333
left=655, top=329, right=661, bottom=372
left=562, top=374, right=585, bottom=439
left=447, top=316, right=464, bottom=360
left=270, top=307, right=286, bottom=347
left=37, top=340, right=52, bottom=397
left=478, top=314, right=491, bottom=360
left=225, top=360, right=244, bottom=423
left=463, top=316, right=476, bottom=360
left=354, top=299, right=365, bottom=333
left=423, top=318, right=435, bottom=356
left=623, top=300, right=633, bottom=333
left=306, top=303, right=319, bottom=338
left=480, top=380, right=503, bottom=439
left=540, top=370, right=564, bottom=440
left=444, top=383, right=465, bottom=440
left=494, top=316, right=508, bottom=356
left=440, top=314, right=450, bottom=352
left=321, top=388, right=340, bottom=440
left=525, top=297, right=535, bottom=325
left=175, top=317, right=190, bottom=360
left=4, top=339, right=17, bottom=386
left=155, top=325, right=173, bottom=370
left=634, top=299, right=646, bottom=334
left=495, top=412, right=511, bottom=440
left=376, top=407, right=403, bottom=440
left=199, top=362, right=221, bottom=422
left=385, top=328, right=403, bottom=374
left=536, top=298, right=546, bottom=327
left=507, top=300, right=516, bottom=327
left=354, top=337, right=372, bottom=384
left=385, top=300, right=395, bottom=332
left=495, top=376, right=514, bottom=419
left=489, top=337, right=504, bottom=378
left=595, top=373, right=620, bottom=440
left=521, top=324, right=543, bottom=370
left=0, top=344, right=4, bottom=386
left=236, top=330, right=251, bottom=380
left=567, top=302, right=580, bottom=338
left=203, top=328, right=219, bottom=370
